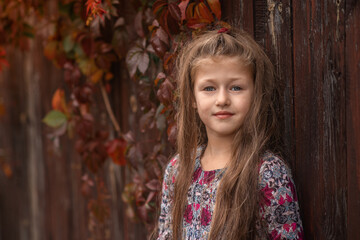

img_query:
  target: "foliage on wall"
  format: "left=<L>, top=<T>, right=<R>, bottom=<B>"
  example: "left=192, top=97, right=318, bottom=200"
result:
left=0, top=0, right=227, bottom=237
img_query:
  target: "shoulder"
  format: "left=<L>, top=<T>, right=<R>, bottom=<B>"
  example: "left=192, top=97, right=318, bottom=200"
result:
left=257, top=152, right=304, bottom=239
left=258, top=151, right=293, bottom=189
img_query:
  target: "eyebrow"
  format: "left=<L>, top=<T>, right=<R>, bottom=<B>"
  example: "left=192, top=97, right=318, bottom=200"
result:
left=197, top=77, right=248, bottom=83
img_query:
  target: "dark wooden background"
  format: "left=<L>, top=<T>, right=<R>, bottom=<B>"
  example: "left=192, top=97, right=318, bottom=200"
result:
left=0, top=0, right=359, bottom=239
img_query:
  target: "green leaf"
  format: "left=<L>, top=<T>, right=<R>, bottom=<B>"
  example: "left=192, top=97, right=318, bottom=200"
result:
left=63, top=35, right=75, bottom=53
left=42, top=110, right=67, bottom=128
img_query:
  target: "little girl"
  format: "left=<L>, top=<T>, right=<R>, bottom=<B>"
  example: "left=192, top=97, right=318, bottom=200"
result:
left=156, top=28, right=304, bottom=239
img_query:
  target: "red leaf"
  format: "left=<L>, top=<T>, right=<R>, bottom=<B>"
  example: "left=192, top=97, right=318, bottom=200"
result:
left=166, top=11, right=180, bottom=34
left=106, top=138, right=127, bottom=165
left=126, top=41, right=150, bottom=77
left=152, top=0, right=167, bottom=17
left=150, top=27, right=169, bottom=57
left=0, top=58, right=9, bottom=72
left=137, top=204, right=148, bottom=222
left=168, top=3, right=181, bottom=22
left=145, top=191, right=156, bottom=204
left=207, top=0, right=221, bottom=20
left=139, top=108, right=155, bottom=132
left=163, top=52, right=175, bottom=75
left=157, top=78, right=174, bottom=105
left=178, top=0, right=190, bottom=21
left=145, top=179, right=161, bottom=191
left=167, top=122, right=177, bottom=145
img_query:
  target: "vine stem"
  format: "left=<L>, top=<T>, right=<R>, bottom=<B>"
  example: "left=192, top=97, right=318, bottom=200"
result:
left=100, top=80, right=122, bottom=135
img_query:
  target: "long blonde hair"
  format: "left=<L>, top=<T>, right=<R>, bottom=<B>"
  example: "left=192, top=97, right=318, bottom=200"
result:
left=173, top=28, right=283, bottom=239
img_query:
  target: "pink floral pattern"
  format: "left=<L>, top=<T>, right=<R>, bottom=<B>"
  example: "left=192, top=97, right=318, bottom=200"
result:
left=157, top=147, right=304, bottom=239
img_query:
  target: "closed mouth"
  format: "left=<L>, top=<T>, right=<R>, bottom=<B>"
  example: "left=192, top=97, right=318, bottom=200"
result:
left=214, top=111, right=234, bottom=118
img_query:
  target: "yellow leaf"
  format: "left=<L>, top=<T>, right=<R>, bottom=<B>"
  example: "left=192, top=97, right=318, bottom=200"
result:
left=90, top=69, right=104, bottom=83
left=105, top=72, right=113, bottom=81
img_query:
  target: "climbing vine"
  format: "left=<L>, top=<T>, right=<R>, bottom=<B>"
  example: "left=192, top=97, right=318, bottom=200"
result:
left=0, top=0, right=228, bottom=237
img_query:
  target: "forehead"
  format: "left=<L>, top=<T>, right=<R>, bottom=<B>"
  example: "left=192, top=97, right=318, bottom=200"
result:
left=192, top=56, right=253, bottom=81
left=192, top=56, right=252, bottom=76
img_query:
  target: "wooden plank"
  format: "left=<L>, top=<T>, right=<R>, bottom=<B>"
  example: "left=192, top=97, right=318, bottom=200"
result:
left=0, top=47, right=33, bottom=240
left=293, top=0, right=347, bottom=238
left=253, top=0, right=295, bottom=167
left=221, top=0, right=254, bottom=35
left=345, top=1, right=360, bottom=238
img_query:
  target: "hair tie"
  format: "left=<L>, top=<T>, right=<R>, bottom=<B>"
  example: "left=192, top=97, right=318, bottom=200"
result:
left=217, top=27, right=229, bottom=33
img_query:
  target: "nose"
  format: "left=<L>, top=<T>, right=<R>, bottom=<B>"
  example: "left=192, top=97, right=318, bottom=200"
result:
left=215, top=88, right=230, bottom=106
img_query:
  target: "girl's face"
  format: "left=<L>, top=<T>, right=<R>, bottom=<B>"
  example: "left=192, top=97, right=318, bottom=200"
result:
left=193, top=56, right=254, bottom=139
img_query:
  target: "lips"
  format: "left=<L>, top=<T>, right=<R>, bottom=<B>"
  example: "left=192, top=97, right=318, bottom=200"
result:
left=214, top=111, right=234, bottom=119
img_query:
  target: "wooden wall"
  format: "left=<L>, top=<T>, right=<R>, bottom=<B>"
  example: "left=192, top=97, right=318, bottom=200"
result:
left=223, top=0, right=360, bottom=239
left=0, top=0, right=359, bottom=239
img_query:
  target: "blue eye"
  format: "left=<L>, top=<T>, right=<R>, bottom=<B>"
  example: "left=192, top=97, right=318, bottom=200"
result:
left=231, top=86, right=242, bottom=91
left=204, top=86, right=215, bottom=91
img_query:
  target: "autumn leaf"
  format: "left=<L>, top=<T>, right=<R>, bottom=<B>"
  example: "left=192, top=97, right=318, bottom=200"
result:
left=152, top=0, right=180, bottom=35
left=126, top=40, right=150, bottom=77
left=43, top=110, right=67, bottom=128
left=178, top=0, right=190, bottom=21
left=150, top=24, right=169, bottom=57
left=207, top=0, right=221, bottom=20
left=90, top=68, right=104, bottom=83
left=145, top=179, right=161, bottom=191
left=106, top=138, right=127, bottom=165
left=51, top=88, right=68, bottom=114
left=157, top=78, right=174, bottom=106
left=1, top=162, right=12, bottom=178
left=0, top=46, right=10, bottom=72
left=44, top=41, right=58, bottom=60
left=167, top=122, right=177, bottom=145
left=185, top=1, right=219, bottom=29
left=139, top=108, right=155, bottom=132
left=168, top=3, right=181, bottom=22
left=85, top=0, right=106, bottom=26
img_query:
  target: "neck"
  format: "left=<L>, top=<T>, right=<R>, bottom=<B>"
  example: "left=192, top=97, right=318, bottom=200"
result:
left=201, top=134, right=234, bottom=171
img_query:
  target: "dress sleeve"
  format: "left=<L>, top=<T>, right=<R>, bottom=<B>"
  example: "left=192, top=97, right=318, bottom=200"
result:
left=157, top=157, right=178, bottom=240
left=258, top=154, right=304, bottom=240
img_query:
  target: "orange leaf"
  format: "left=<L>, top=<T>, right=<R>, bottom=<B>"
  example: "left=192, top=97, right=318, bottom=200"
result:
left=106, top=138, right=127, bottom=166
left=44, top=41, right=57, bottom=60
left=1, top=162, right=12, bottom=178
left=196, top=2, right=214, bottom=22
left=152, top=0, right=167, bottom=17
left=207, top=0, right=221, bottom=20
left=90, top=69, right=103, bottom=83
left=51, top=89, right=68, bottom=114
left=185, top=2, right=196, bottom=20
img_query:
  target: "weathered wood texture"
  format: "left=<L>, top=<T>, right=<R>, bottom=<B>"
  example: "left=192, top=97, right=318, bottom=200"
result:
left=0, top=0, right=359, bottom=240
left=345, top=0, right=360, bottom=238
left=223, top=0, right=357, bottom=239
left=292, top=0, right=347, bottom=238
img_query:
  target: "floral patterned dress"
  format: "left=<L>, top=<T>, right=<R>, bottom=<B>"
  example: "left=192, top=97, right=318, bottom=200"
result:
left=157, top=146, right=304, bottom=239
